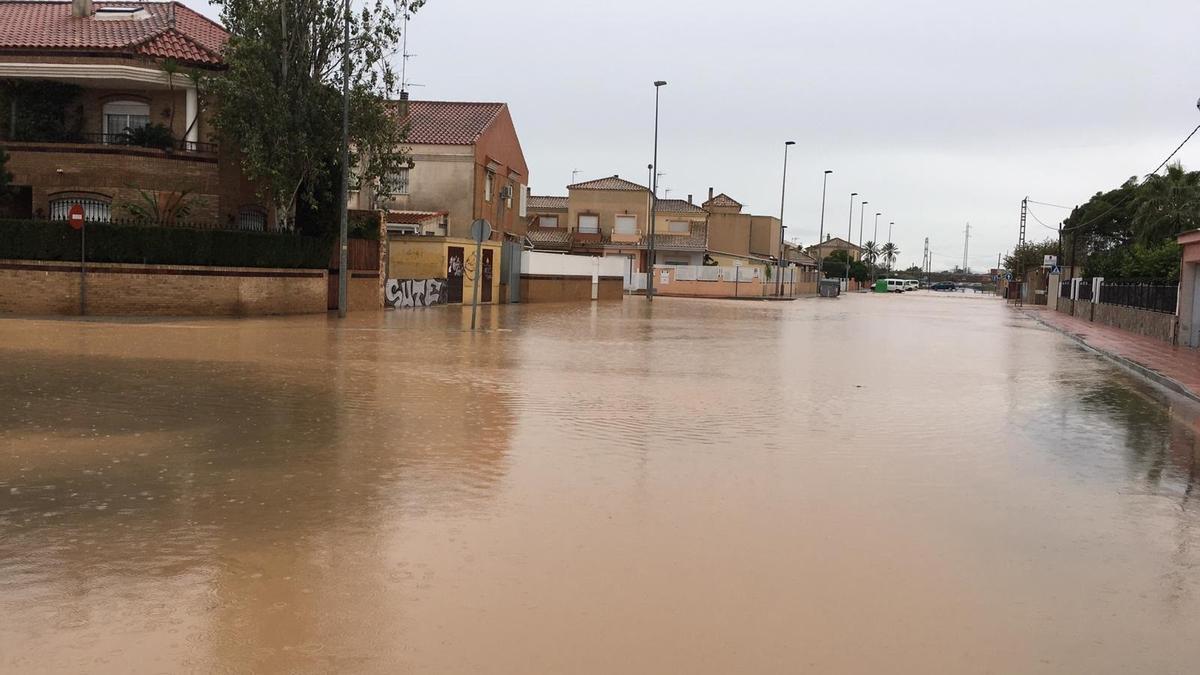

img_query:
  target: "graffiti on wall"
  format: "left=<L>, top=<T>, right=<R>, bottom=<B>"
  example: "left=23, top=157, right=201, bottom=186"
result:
left=385, top=278, right=447, bottom=309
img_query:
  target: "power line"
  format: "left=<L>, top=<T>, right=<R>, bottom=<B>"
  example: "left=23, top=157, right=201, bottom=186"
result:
left=1060, top=120, right=1200, bottom=234
left=1026, top=206, right=1059, bottom=232
left=1026, top=199, right=1072, bottom=210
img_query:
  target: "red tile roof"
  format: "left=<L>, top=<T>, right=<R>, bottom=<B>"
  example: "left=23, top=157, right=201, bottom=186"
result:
left=528, top=195, right=567, bottom=210
left=655, top=198, right=707, bottom=214
left=385, top=210, right=445, bottom=225
left=0, top=2, right=227, bottom=66
left=702, top=192, right=742, bottom=208
left=396, top=100, right=506, bottom=145
left=568, top=175, right=648, bottom=191
left=526, top=227, right=573, bottom=251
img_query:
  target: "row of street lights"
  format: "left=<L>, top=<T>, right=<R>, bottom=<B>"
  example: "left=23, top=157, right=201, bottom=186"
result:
left=646, top=80, right=898, bottom=298
left=814, top=172, right=895, bottom=284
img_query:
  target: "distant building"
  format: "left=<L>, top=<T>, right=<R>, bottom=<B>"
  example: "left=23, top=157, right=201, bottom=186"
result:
left=703, top=189, right=783, bottom=268
left=805, top=236, right=863, bottom=262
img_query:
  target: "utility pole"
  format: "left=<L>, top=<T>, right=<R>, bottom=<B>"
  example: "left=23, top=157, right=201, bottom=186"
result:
left=962, top=222, right=970, bottom=274
left=336, top=0, right=350, bottom=318
left=923, top=237, right=930, bottom=275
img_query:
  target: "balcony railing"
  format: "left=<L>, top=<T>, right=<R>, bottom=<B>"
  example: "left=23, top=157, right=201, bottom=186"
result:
left=2, top=132, right=217, bottom=154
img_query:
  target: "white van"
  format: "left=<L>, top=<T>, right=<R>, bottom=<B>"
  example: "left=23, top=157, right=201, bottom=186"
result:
left=904, top=280, right=920, bottom=292
left=884, top=279, right=905, bottom=293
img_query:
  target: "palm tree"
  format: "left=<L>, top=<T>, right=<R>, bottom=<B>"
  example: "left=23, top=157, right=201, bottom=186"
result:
left=862, top=240, right=879, bottom=265
left=881, top=242, right=899, bottom=271
left=1132, top=162, right=1200, bottom=244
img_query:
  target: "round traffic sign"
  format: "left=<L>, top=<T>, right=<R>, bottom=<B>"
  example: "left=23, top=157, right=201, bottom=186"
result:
left=469, top=219, right=492, bottom=243
left=67, top=204, right=85, bottom=230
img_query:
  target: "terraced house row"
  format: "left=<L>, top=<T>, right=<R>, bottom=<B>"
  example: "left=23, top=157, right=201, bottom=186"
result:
left=524, top=179, right=818, bottom=283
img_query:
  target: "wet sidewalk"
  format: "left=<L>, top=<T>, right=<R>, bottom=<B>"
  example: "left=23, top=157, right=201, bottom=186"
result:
left=1022, top=305, right=1200, bottom=402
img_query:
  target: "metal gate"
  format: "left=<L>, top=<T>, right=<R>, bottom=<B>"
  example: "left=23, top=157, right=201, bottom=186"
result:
left=500, top=239, right=522, bottom=303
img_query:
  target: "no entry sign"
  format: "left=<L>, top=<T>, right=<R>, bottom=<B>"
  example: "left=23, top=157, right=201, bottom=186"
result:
left=67, top=204, right=85, bottom=230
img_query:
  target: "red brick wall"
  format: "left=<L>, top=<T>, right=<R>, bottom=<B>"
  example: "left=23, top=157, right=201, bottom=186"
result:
left=473, top=106, right=529, bottom=238
left=0, top=259, right=326, bottom=316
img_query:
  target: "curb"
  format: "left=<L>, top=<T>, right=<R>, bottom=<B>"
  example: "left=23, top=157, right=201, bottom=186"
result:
left=1020, top=309, right=1200, bottom=405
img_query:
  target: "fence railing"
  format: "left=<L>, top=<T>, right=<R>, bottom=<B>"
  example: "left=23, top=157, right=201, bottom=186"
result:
left=4, top=131, right=217, bottom=154
left=1096, top=278, right=1178, bottom=314
left=1059, top=280, right=1071, bottom=298
left=1077, top=279, right=1092, bottom=301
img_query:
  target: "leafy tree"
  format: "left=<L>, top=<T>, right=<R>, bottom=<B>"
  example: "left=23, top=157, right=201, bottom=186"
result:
left=904, top=265, right=922, bottom=274
left=1004, top=239, right=1057, bottom=273
left=209, top=0, right=423, bottom=230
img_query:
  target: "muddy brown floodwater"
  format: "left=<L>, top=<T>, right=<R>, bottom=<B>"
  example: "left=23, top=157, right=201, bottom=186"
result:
left=2, top=293, right=1200, bottom=673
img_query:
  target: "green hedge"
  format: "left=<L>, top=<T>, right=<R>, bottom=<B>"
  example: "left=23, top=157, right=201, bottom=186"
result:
left=0, top=219, right=332, bottom=269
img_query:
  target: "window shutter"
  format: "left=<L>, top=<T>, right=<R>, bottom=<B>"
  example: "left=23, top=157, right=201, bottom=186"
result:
left=519, top=185, right=528, bottom=217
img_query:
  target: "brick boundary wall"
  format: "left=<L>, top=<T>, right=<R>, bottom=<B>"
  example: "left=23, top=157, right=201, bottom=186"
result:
left=0, top=259, right=327, bottom=317
left=519, top=275, right=623, bottom=303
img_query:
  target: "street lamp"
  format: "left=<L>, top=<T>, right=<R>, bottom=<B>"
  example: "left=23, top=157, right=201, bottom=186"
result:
left=888, top=221, right=895, bottom=272
left=817, top=170, right=832, bottom=276
left=851, top=200, right=866, bottom=287
left=777, top=141, right=796, bottom=296
left=871, top=212, right=881, bottom=282
left=646, top=80, right=667, bottom=303
left=841, top=192, right=857, bottom=282
left=336, top=0, right=350, bottom=318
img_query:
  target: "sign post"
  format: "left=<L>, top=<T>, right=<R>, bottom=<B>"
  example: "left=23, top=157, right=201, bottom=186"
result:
left=468, top=219, right=492, bottom=330
left=68, top=204, right=86, bottom=315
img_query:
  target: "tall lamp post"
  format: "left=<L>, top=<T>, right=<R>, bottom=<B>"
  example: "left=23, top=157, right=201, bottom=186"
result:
left=871, top=212, right=881, bottom=282
left=850, top=199, right=866, bottom=287
left=888, top=221, right=895, bottom=272
left=817, top=170, right=832, bottom=276
left=336, top=0, right=350, bottom=318
left=646, top=80, right=667, bottom=303
left=841, top=192, right=857, bottom=282
left=777, top=140, right=796, bottom=296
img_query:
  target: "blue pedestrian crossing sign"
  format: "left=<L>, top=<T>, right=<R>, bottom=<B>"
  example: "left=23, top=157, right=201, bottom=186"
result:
left=1050, top=265, right=1060, bottom=275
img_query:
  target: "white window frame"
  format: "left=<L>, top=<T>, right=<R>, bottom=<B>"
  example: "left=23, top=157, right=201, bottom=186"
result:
left=384, top=166, right=410, bottom=196
left=485, top=171, right=494, bottom=202
left=102, top=100, right=151, bottom=142
left=237, top=207, right=267, bottom=231
left=614, top=214, right=638, bottom=234
left=50, top=197, right=111, bottom=223
left=578, top=214, right=600, bottom=234
left=519, top=185, right=528, bottom=217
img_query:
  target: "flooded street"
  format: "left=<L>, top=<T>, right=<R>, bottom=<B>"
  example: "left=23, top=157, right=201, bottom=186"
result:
left=2, top=293, right=1199, bottom=674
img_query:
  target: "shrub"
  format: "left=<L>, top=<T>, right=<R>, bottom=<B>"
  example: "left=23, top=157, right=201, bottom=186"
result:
left=0, top=219, right=332, bottom=269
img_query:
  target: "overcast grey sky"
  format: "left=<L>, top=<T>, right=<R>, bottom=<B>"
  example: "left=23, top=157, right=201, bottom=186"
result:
left=196, top=0, right=1200, bottom=271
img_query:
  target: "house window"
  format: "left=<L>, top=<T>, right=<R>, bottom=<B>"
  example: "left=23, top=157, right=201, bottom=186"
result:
left=578, top=214, right=599, bottom=234
left=238, top=207, right=267, bottom=231
left=102, top=100, right=150, bottom=143
left=485, top=171, right=494, bottom=202
left=667, top=220, right=690, bottom=233
left=50, top=197, right=111, bottom=223
left=614, top=214, right=638, bottom=234
left=539, top=215, right=559, bottom=228
left=383, top=167, right=410, bottom=196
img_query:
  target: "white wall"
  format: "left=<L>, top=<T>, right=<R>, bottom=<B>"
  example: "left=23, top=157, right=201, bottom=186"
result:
left=522, top=251, right=626, bottom=278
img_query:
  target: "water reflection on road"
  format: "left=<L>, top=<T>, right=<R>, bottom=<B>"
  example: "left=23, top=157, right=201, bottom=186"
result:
left=1, top=292, right=1198, bottom=673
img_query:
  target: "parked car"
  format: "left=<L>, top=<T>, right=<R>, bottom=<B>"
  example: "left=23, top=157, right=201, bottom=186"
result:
left=930, top=281, right=957, bottom=291
left=903, top=280, right=920, bottom=291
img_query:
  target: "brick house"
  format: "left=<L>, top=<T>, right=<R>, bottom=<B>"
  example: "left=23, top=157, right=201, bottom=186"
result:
left=0, top=0, right=268, bottom=227
left=806, top=236, right=864, bottom=262
left=350, top=95, right=530, bottom=241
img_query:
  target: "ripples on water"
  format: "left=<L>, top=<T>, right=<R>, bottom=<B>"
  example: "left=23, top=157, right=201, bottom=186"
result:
left=1, top=293, right=1198, bottom=673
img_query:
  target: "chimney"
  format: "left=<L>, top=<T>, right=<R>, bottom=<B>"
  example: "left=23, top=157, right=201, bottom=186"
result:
left=826, top=233, right=831, bottom=241
left=397, top=90, right=410, bottom=120
left=707, top=187, right=714, bottom=201
left=71, top=0, right=93, bottom=18
left=687, top=194, right=693, bottom=204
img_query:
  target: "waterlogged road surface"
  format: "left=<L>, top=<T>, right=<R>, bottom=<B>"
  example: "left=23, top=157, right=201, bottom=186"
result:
left=2, top=293, right=1199, bottom=674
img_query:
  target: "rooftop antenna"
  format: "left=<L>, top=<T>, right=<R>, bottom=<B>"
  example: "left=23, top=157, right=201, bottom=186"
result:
left=399, top=1, right=420, bottom=94
left=571, top=169, right=581, bottom=184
